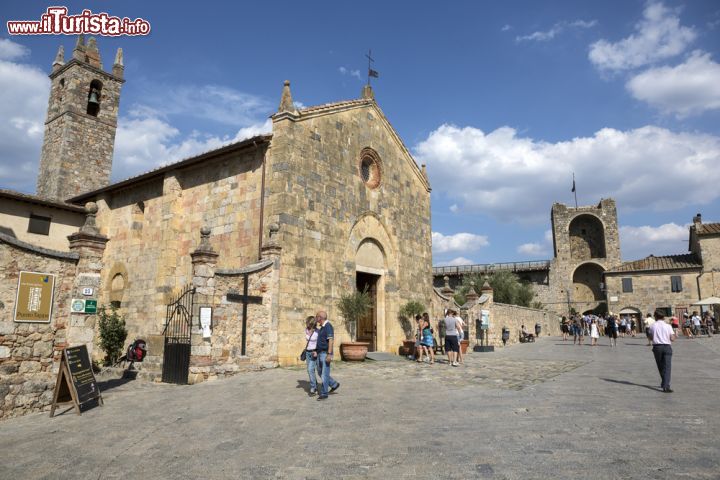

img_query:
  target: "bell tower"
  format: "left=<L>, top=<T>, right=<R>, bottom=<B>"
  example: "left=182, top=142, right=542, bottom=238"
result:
left=36, top=35, right=125, bottom=201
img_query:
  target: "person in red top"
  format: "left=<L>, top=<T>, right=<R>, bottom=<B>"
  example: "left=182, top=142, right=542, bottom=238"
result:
left=649, top=311, right=676, bottom=393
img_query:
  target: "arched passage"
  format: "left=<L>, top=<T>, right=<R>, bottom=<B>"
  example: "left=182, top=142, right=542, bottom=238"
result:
left=573, top=262, right=605, bottom=308
left=569, top=214, right=606, bottom=260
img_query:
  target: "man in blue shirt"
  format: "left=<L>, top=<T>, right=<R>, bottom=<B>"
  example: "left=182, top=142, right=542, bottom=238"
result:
left=315, top=310, right=339, bottom=400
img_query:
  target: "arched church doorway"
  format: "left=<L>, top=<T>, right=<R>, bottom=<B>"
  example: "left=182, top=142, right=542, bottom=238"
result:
left=355, top=239, right=386, bottom=352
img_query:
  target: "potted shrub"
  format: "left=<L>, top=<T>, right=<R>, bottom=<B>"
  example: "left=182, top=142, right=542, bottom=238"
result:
left=98, top=303, right=128, bottom=366
left=399, top=300, right=425, bottom=356
left=337, top=287, right=373, bottom=361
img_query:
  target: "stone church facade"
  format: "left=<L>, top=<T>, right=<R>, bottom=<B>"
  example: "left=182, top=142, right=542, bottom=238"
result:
left=1, top=36, right=433, bottom=392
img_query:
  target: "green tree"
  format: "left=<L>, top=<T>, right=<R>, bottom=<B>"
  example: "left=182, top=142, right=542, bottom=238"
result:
left=399, top=300, right=426, bottom=340
left=453, top=271, right=537, bottom=308
left=98, top=304, right=128, bottom=365
left=337, top=286, right=373, bottom=341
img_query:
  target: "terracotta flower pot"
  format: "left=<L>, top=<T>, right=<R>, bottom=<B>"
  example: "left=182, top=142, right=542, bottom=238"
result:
left=400, top=339, right=416, bottom=356
left=460, top=339, right=469, bottom=354
left=340, top=342, right=370, bottom=361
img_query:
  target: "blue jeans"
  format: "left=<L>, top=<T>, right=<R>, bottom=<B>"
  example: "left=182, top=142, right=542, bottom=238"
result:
left=318, top=351, right=338, bottom=396
left=306, top=352, right=320, bottom=391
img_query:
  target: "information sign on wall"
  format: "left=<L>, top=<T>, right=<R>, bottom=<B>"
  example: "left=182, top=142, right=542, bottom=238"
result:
left=14, top=271, right=56, bottom=323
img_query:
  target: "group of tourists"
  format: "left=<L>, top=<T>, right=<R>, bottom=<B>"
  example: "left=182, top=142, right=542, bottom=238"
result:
left=408, top=310, right=466, bottom=367
left=302, top=308, right=469, bottom=397
left=560, top=310, right=716, bottom=347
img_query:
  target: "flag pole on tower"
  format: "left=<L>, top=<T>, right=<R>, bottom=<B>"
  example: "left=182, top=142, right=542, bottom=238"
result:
left=571, top=173, right=578, bottom=208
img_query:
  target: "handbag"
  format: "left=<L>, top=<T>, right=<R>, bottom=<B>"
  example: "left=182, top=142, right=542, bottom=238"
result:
left=300, top=330, right=314, bottom=361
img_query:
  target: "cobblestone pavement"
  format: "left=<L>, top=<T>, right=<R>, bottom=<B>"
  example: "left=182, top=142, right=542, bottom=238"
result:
left=1, top=335, right=719, bottom=479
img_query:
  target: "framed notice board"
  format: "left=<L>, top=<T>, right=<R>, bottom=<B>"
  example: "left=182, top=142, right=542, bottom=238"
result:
left=14, top=271, right=56, bottom=323
left=50, top=345, right=103, bottom=417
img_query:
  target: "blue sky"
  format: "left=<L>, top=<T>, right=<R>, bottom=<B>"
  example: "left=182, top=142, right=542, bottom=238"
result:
left=1, top=1, right=719, bottom=265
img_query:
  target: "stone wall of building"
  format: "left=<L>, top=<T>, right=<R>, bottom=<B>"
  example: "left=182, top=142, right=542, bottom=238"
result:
left=93, top=144, right=268, bottom=343
left=267, top=95, right=433, bottom=365
left=0, top=196, right=84, bottom=251
left=549, top=200, right=622, bottom=315
left=0, top=235, right=78, bottom=420
left=486, top=303, right=561, bottom=347
left=604, top=269, right=702, bottom=317
left=37, top=40, right=124, bottom=201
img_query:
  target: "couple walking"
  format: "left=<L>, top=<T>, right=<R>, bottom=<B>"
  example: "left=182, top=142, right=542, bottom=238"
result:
left=303, top=311, right=340, bottom=400
left=444, top=310, right=465, bottom=366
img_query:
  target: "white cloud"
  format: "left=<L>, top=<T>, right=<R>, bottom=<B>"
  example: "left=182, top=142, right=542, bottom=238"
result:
left=517, top=243, right=548, bottom=257
left=517, top=229, right=553, bottom=258
left=501, top=24, right=512, bottom=32
left=414, top=124, right=720, bottom=224
left=138, top=84, right=270, bottom=127
left=0, top=39, right=49, bottom=193
left=113, top=109, right=271, bottom=181
left=589, top=2, right=696, bottom=71
left=338, top=66, right=362, bottom=81
left=626, top=51, right=720, bottom=116
left=516, top=19, right=597, bottom=42
left=619, top=223, right=689, bottom=260
left=449, top=204, right=459, bottom=213
left=0, top=38, right=29, bottom=61
left=432, top=232, right=489, bottom=254
left=435, top=257, right=475, bottom=267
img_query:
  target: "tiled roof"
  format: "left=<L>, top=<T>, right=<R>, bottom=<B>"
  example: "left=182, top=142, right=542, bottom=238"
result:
left=297, top=98, right=371, bottom=115
left=696, top=223, right=720, bottom=235
left=0, top=189, right=85, bottom=212
left=606, top=253, right=702, bottom=273
left=68, top=134, right=272, bottom=203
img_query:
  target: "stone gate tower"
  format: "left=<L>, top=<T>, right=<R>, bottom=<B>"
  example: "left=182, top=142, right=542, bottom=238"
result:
left=549, top=199, right=621, bottom=314
left=36, top=35, right=124, bottom=201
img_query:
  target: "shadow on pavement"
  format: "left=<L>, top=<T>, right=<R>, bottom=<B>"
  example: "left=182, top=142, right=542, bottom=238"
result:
left=600, top=378, right=659, bottom=391
left=96, top=373, right=135, bottom=393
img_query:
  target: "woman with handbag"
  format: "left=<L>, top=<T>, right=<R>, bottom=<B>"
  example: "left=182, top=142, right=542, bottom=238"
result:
left=302, top=315, right=321, bottom=396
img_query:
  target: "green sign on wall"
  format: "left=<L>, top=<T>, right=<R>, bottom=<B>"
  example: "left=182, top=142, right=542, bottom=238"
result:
left=84, top=299, right=97, bottom=314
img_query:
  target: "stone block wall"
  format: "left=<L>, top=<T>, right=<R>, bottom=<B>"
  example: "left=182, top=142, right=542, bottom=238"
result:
left=486, top=303, right=562, bottom=347
left=37, top=60, right=123, bottom=201
left=187, top=259, right=280, bottom=384
left=0, top=236, right=78, bottom=420
left=605, top=270, right=702, bottom=316
left=93, top=144, right=267, bottom=342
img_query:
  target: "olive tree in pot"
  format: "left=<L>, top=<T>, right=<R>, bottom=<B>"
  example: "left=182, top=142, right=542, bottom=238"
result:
left=337, top=287, right=373, bottom=361
left=399, top=300, right=425, bottom=356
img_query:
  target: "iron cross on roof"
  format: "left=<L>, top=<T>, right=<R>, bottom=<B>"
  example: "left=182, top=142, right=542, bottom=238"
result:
left=366, top=49, right=379, bottom=85
left=226, top=273, right=263, bottom=356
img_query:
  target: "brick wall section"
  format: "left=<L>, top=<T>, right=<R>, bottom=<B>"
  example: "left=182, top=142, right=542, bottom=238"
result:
left=93, top=145, right=267, bottom=343
left=267, top=101, right=433, bottom=364
left=0, top=237, right=78, bottom=420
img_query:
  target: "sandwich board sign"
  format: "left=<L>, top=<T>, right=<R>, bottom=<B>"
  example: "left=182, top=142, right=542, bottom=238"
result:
left=50, top=345, right=103, bottom=417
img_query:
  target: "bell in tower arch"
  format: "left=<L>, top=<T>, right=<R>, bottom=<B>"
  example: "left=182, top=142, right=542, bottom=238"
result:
left=86, top=80, right=103, bottom=116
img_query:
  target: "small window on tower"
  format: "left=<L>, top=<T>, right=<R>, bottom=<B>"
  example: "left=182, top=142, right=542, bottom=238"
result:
left=28, top=214, right=51, bottom=236
left=86, top=79, right=103, bottom=116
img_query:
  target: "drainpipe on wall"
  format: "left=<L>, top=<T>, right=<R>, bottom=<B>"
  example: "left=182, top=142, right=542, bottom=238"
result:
left=257, top=142, right=266, bottom=261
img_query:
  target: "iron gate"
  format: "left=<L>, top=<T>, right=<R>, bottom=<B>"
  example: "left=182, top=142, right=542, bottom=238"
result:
left=162, top=285, right=195, bottom=384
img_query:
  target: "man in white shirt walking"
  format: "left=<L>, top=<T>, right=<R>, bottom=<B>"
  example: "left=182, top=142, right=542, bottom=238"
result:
left=644, top=312, right=655, bottom=346
left=649, top=311, right=676, bottom=393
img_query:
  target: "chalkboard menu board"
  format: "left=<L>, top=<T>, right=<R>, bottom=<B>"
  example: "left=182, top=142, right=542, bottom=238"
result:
left=50, top=345, right=103, bottom=417
left=65, top=346, right=100, bottom=404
